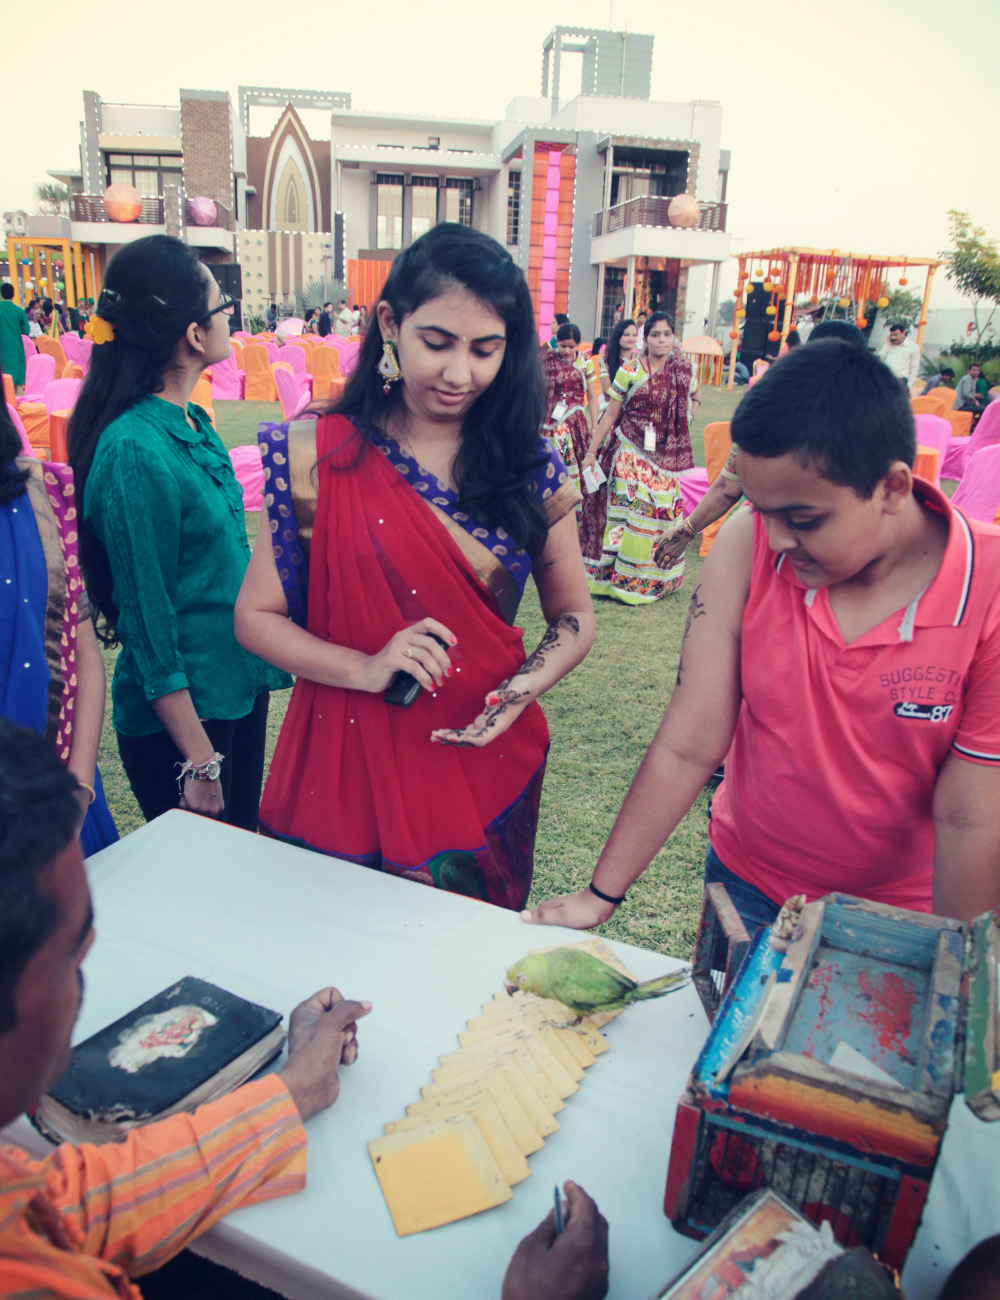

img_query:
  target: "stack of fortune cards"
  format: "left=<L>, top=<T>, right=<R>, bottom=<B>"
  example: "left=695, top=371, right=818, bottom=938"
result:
left=368, top=939, right=635, bottom=1235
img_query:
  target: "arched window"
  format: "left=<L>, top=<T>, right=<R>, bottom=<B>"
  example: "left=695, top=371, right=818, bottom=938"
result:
left=284, top=179, right=299, bottom=226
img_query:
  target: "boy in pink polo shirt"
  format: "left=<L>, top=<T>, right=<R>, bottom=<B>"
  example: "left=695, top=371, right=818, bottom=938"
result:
left=526, top=342, right=1000, bottom=932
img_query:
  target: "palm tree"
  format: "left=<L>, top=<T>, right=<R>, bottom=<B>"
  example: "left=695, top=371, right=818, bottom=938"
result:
left=35, top=183, right=70, bottom=215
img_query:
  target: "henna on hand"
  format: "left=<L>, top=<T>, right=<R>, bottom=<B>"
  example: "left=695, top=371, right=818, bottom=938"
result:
left=675, top=583, right=705, bottom=686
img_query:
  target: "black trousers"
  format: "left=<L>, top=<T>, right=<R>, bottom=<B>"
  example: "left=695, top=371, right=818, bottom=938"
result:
left=116, top=692, right=270, bottom=831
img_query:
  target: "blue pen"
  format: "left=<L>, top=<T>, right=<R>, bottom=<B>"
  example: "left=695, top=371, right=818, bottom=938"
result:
left=554, top=1185, right=564, bottom=1235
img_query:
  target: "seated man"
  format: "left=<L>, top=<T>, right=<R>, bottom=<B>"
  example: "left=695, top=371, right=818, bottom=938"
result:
left=0, top=721, right=610, bottom=1300
left=525, top=342, right=1000, bottom=935
left=922, top=366, right=955, bottom=395
left=956, top=362, right=990, bottom=418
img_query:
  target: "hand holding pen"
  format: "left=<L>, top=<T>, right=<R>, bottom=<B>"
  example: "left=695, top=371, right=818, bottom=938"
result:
left=501, top=1181, right=610, bottom=1300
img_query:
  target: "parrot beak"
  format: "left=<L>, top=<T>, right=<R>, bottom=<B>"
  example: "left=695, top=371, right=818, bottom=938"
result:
left=504, top=981, right=517, bottom=997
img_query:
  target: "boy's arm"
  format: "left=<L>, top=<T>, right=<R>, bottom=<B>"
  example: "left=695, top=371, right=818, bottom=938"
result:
left=523, top=508, right=753, bottom=929
left=933, top=757, right=1000, bottom=923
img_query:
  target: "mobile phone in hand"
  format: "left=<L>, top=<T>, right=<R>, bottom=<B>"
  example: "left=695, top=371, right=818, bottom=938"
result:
left=384, top=634, right=450, bottom=708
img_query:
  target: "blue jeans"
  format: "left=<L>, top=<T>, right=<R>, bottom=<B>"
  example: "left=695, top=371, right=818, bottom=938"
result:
left=704, top=843, right=781, bottom=936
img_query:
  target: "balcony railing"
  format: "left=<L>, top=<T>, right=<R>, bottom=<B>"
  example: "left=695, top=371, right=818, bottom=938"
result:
left=70, top=195, right=232, bottom=229
left=71, top=194, right=165, bottom=224
left=592, top=195, right=727, bottom=238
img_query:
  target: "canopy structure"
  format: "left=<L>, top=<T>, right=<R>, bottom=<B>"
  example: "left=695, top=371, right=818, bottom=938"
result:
left=5, top=236, right=103, bottom=309
left=682, top=333, right=725, bottom=386
left=727, top=247, right=945, bottom=389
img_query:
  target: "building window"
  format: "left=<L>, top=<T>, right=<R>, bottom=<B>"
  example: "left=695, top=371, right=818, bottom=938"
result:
left=444, top=178, right=473, bottom=227
left=376, top=173, right=404, bottom=250
left=600, top=267, right=626, bottom=337
left=506, top=171, right=521, bottom=246
left=411, top=176, right=438, bottom=243
left=105, top=152, right=182, bottom=197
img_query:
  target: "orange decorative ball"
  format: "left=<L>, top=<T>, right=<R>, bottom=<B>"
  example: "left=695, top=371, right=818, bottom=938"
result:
left=876, top=296, right=889, bottom=309
left=102, top=183, right=143, bottom=223
left=754, top=267, right=764, bottom=277
left=856, top=316, right=867, bottom=329
left=767, top=330, right=781, bottom=342
left=763, top=281, right=774, bottom=292
left=667, top=194, right=700, bottom=228
left=765, top=305, right=776, bottom=317
left=899, top=277, right=908, bottom=286
left=809, top=294, right=819, bottom=305
left=734, top=288, right=742, bottom=297
left=736, top=308, right=746, bottom=319
left=729, top=330, right=739, bottom=339
left=838, top=297, right=849, bottom=309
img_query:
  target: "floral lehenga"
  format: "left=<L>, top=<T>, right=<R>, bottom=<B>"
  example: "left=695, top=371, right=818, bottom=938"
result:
left=257, top=414, right=578, bottom=911
left=578, top=351, right=694, bottom=604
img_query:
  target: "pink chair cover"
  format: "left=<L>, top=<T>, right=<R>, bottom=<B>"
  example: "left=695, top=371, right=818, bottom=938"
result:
left=941, top=402, right=1000, bottom=480
left=274, top=366, right=311, bottom=421
left=61, top=334, right=94, bottom=375
left=22, top=335, right=36, bottom=363
left=679, top=469, right=710, bottom=516
left=277, top=345, right=312, bottom=395
left=951, top=445, right=1000, bottom=524
left=263, top=342, right=281, bottom=365
left=23, top=354, right=56, bottom=402
left=7, top=402, right=34, bottom=456
left=229, top=445, right=264, bottom=512
left=912, top=414, right=951, bottom=487
left=209, top=351, right=245, bottom=400
left=43, top=378, right=83, bottom=413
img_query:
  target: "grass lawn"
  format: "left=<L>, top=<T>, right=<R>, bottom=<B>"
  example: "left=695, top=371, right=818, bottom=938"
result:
left=98, top=385, right=746, bottom=960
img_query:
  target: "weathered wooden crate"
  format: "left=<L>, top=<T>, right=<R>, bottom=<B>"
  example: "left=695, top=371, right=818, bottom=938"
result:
left=665, top=893, right=1000, bottom=1271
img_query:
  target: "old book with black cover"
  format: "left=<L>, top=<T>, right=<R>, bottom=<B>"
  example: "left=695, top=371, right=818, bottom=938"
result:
left=33, top=977, right=286, bottom=1145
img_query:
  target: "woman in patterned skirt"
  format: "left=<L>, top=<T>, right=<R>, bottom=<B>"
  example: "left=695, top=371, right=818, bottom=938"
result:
left=579, top=311, right=695, bottom=604
left=540, top=324, right=599, bottom=508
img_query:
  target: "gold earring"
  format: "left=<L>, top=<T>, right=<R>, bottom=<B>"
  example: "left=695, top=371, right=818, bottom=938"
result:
left=378, top=340, right=402, bottom=394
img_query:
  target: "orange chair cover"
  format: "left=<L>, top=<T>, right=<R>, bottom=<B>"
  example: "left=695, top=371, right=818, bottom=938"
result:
left=34, top=335, right=67, bottom=372
left=190, top=375, right=215, bottom=427
left=18, top=402, right=51, bottom=454
left=60, top=361, right=84, bottom=381
left=48, top=410, right=71, bottom=463
left=913, top=445, right=941, bottom=483
left=945, top=410, right=973, bottom=438
left=230, top=340, right=245, bottom=370
left=243, top=345, right=278, bottom=401
left=699, top=421, right=735, bottom=557
left=311, top=348, right=342, bottom=400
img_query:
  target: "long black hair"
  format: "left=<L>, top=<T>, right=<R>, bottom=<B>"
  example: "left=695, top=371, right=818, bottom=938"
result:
left=605, top=318, right=637, bottom=382
left=68, top=235, right=214, bottom=644
left=0, top=401, right=29, bottom=504
left=329, top=224, right=549, bottom=560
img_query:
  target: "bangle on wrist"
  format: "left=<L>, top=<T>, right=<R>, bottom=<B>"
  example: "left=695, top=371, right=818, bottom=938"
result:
left=76, top=781, right=96, bottom=806
left=176, top=752, right=224, bottom=790
left=589, top=881, right=627, bottom=906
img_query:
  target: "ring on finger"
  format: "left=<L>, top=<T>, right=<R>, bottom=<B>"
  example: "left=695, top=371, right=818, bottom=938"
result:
left=404, top=647, right=414, bottom=659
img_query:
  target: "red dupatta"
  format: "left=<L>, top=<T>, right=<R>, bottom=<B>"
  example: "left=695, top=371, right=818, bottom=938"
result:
left=259, top=416, right=550, bottom=908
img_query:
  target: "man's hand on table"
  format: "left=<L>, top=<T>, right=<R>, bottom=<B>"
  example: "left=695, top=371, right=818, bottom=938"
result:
left=502, top=1181, right=609, bottom=1300
left=278, top=987, right=372, bottom=1121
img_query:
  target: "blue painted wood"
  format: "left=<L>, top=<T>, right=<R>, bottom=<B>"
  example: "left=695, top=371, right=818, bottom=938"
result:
left=693, top=929, right=784, bottom=1099
left=781, top=946, right=928, bottom=1088
left=822, top=900, right=948, bottom=969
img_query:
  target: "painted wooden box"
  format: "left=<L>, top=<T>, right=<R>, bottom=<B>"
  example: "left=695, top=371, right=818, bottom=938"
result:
left=665, top=893, right=1000, bottom=1271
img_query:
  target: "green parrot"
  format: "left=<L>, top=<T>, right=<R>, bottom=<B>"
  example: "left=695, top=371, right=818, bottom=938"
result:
left=504, top=948, right=690, bottom=1019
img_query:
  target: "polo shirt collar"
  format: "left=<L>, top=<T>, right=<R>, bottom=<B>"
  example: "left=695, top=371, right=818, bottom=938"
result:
left=140, top=393, right=209, bottom=446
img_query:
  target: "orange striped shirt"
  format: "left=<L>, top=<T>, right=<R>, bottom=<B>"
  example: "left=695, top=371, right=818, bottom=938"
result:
left=0, top=1075, right=306, bottom=1299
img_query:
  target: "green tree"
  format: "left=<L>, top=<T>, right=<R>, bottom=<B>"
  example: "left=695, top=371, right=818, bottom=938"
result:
left=881, top=288, right=922, bottom=326
left=941, top=210, right=1000, bottom=360
left=35, top=182, right=70, bottom=215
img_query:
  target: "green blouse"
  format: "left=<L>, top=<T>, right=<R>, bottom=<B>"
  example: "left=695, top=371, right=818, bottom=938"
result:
left=85, top=394, right=290, bottom=736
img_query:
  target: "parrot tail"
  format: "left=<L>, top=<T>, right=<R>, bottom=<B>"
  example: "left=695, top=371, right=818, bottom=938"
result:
left=624, top=969, right=691, bottom=1003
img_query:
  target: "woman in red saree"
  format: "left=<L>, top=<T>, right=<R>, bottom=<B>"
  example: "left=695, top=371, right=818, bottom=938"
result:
left=236, top=226, right=595, bottom=910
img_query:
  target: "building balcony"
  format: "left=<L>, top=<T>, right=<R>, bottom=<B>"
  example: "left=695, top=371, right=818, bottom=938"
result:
left=592, top=195, right=727, bottom=238
left=71, top=194, right=166, bottom=224
left=68, top=195, right=235, bottom=253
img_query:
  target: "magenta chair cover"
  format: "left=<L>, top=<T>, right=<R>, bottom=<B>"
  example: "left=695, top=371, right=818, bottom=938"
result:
left=61, top=334, right=94, bottom=376
left=941, top=402, right=1000, bottom=480
left=912, top=413, right=951, bottom=486
left=43, top=378, right=83, bottom=413
left=7, top=402, right=35, bottom=457
left=274, top=366, right=310, bottom=421
left=229, top=445, right=264, bottom=512
left=679, top=469, right=710, bottom=516
left=209, top=351, right=245, bottom=400
left=951, top=444, right=1000, bottom=524
left=23, top=354, right=56, bottom=403
left=22, top=335, right=36, bottom=363
left=278, top=345, right=312, bottom=394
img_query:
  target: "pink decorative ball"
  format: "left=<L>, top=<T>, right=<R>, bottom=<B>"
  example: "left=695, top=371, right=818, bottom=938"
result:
left=187, top=196, right=218, bottom=227
left=102, top=183, right=143, bottom=223
left=667, top=194, right=701, bottom=229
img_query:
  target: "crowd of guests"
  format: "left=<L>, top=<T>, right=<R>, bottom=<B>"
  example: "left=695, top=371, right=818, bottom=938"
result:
left=2, top=226, right=999, bottom=1298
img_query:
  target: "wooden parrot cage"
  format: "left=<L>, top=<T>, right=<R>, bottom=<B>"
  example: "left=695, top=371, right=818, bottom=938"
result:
left=726, top=248, right=944, bottom=390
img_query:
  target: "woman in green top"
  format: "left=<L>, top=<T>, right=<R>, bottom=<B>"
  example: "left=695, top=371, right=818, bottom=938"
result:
left=69, top=236, right=289, bottom=828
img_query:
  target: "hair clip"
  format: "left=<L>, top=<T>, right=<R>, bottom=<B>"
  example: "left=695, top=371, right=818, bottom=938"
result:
left=84, top=316, right=115, bottom=345
left=150, top=295, right=168, bottom=309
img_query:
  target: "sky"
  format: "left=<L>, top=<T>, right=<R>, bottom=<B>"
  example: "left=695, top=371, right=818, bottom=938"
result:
left=6, top=0, right=1000, bottom=312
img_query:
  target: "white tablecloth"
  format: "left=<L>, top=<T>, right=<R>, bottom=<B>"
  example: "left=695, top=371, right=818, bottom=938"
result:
left=5, top=812, right=998, bottom=1299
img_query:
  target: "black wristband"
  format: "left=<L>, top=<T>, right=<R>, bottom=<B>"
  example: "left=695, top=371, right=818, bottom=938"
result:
left=589, top=881, right=627, bottom=906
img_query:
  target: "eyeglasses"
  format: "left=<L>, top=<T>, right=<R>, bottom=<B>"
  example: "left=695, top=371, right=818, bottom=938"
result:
left=207, top=293, right=238, bottom=319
